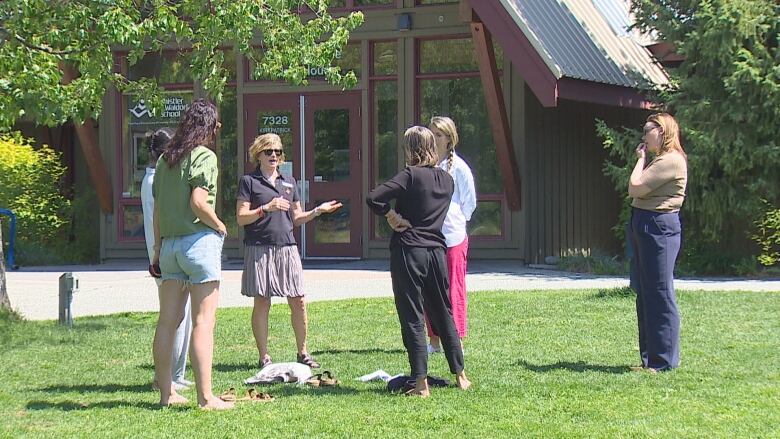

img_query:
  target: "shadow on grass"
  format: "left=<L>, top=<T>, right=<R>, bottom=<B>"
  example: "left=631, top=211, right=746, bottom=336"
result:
left=136, top=362, right=256, bottom=373
left=37, top=383, right=152, bottom=393
left=591, top=286, right=635, bottom=300
left=515, top=359, right=629, bottom=374
left=311, top=348, right=405, bottom=355
left=27, top=400, right=164, bottom=411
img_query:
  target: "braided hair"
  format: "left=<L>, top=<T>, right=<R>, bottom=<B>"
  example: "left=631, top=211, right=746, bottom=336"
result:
left=429, top=116, right=459, bottom=175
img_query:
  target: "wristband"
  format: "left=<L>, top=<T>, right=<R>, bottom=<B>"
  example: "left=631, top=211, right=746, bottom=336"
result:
left=314, top=206, right=321, bottom=216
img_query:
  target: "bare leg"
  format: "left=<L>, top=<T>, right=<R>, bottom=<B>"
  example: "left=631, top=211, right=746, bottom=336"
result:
left=153, top=279, right=189, bottom=406
left=251, top=297, right=272, bottom=361
left=288, top=296, right=308, bottom=354
left=188, top=280, right=233, bottom=410
left=429, top=335, right=441, bottom=351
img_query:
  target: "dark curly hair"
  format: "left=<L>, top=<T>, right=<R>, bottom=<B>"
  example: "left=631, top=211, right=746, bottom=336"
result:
left=146, top=127, right=174, bottom=162
left=164, top=99, right=218, bottom=167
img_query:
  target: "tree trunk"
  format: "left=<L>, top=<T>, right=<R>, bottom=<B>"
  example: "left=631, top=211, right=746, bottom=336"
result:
left=0, top=224, right=10, bottom=309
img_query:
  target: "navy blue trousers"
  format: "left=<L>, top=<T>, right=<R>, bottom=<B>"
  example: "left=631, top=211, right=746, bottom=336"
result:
left=629, top=207, right=682, bottom=370
left=390, top=246, right=464, bottom=380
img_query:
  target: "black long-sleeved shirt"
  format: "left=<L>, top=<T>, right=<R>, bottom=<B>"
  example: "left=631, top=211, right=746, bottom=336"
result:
left=366, top=166, right=454, bottom=249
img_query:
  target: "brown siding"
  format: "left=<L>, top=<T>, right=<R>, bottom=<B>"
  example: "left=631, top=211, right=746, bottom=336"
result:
left=523, top=87, right=646, bottom=263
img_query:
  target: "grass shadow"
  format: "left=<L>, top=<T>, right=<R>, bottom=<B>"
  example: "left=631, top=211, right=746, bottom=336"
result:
left=515, top=359, right=629, bottom=375
left=37, top=383, right=152, bottom=393
left=26, top=400, right=164, bottom=411
left=591, top=286, right=635, bottom=300
left=311, top=348, right=405, bottom=355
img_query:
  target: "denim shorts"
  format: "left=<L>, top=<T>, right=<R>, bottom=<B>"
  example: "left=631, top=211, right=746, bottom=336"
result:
left=159, top=230, right=224, bottom=284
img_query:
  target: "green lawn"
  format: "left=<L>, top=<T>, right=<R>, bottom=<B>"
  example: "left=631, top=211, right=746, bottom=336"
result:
left=1, top=289, right=778, bottom=438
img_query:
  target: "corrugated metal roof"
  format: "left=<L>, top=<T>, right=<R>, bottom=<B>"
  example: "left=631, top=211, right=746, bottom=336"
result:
left=499, top=0, right=669, bottom=88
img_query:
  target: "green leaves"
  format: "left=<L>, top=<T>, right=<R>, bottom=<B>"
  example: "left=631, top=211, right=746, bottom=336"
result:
left=600, top=1, right=780, bottom=266
left=0, top=0, right=364, bottom=130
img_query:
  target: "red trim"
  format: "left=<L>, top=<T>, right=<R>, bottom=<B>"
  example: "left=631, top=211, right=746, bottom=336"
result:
left=471, top=1, right=558, bottom=107
left=557, top=78, right=657, bottom=109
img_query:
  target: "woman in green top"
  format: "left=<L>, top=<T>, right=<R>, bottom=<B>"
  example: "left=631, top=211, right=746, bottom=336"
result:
left=151, top=99, right=232, bottom=410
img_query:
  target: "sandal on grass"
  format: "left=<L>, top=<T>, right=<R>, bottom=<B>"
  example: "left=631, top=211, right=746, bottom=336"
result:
left=319, top=371, right=340, bottom=387
left=297, top=353, right=321, bottom=369
left=218, top=387, right=237, bottom=402
left=305, top=371, right=340, bottom=388
left=237, top=388, right=274, bottom=402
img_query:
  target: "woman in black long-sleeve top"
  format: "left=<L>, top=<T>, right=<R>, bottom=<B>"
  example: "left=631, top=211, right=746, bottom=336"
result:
left=366, top=126, right=471, bottom=397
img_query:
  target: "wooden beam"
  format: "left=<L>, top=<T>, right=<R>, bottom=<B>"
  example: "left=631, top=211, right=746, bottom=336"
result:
left=60, top=64, right=113, bottom=213
left=471, top=21, right=522, bottom=211
left=459, top=0, right=476, bottom=22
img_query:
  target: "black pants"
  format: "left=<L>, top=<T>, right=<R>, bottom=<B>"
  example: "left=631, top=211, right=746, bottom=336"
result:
left=629, top=207, right=681, bottom=370
left=390, top=245, right=464, bottom=380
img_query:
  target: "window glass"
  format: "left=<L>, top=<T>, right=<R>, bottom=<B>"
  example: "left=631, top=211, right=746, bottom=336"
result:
left=373, top=41, right=397, bottom=76
left=334, top=43, right=362, bottom=79
left=122, top=91, right=194, bottom=199
left=313, top=199, right=351, bottom=243
left=372, top=80, right=397, bottom=239
left=467, top=201, right=502, bottom=236
left=128, top=52, right=193, bottom=83
left=121, top=205, right=145, bottom=239
left=356, top=0, right=395, bottom=5
left=419, top=38, right=503, bottom=74
left=313, top=109, right=351, bottom=182
left=417, top=0, right=458, bottom=4
left=420, top=77, right=501, bottom=193
left=218, top=89, right=238, bottom=238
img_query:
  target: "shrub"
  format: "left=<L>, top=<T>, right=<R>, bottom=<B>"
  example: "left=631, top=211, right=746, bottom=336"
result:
left=753, top=204, right=780, bottom=266
left=558, top=249, right=627, bottom=276
left=0, top=132, right=71, bottom=258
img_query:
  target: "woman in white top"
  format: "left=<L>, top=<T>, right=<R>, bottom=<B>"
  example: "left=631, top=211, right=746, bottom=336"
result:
left=427, top=116, right=476, bottom=353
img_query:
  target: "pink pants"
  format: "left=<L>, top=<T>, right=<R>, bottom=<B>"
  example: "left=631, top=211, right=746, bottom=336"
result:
left=427, top=236, right=468, bottom=338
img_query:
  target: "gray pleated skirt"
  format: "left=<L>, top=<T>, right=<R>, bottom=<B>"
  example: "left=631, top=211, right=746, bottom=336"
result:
left=241, top=245, right=304, bottom=298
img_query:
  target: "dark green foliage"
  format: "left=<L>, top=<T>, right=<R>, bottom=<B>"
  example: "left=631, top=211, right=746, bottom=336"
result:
left=753, top=204, right=780, bottom=266
left=598, top=1, right=780, bottom=273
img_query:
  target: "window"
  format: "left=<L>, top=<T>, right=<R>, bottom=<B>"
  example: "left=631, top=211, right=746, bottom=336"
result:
left=370, top=41, right=399, bottom=239
left=417, top=37, right=506, bottom=238
left=117, top=49, right=239, bottom=243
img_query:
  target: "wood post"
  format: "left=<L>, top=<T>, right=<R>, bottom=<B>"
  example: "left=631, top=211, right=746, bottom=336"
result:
left=471, top=20, right=522, bottom=210
left=60, top=64, right=113, bottom=213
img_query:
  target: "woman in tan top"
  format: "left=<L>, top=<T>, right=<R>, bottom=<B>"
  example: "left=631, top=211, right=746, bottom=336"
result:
left=627, top=112, right=687, bottom=373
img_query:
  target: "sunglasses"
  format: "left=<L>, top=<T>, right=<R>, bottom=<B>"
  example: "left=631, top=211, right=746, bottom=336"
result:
left=263, top=149, right=283, bottom=156
left=643, top=124, right=660, bottom=134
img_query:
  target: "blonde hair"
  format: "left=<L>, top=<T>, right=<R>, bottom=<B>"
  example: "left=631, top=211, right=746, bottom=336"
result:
left=248, top=133, right=285, bottom=167
left=403, top=126, right=438, bottom=167
left=647, top=113, right=686, bottom=158
left=429, top=116, right=459, bottom=173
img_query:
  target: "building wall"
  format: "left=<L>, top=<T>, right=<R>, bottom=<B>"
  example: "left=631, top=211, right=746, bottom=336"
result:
left=522, top=90, right=647, bottom=263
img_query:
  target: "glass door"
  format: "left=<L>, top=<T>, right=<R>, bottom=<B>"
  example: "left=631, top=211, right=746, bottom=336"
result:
left=243, top=92, right=362, bottom=258
left=303, top=93, right=362, bottom=258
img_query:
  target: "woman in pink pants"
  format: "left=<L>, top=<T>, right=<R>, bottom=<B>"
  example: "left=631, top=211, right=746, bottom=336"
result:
left=427, top=116, right=476, bottom=353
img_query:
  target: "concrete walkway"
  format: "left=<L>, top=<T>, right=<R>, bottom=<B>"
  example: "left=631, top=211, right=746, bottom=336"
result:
left=6, top=259, right=779, bottom=321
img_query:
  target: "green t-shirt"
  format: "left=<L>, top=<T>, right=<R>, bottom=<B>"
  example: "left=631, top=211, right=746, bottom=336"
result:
left=152, top=145, right=218, bottom=238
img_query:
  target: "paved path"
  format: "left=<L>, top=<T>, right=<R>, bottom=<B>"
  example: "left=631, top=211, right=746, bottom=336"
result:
left=6, top=259, right=778, bottom=321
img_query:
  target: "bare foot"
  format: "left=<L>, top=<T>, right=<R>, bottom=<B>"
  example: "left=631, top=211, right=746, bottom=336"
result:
left=199, top=397, right=235, bottom=411
left=456, top=372, right=471, bottom=390
left=405, top=378, right=430, bottom=397
left=160, top=392, right=189, bottom=407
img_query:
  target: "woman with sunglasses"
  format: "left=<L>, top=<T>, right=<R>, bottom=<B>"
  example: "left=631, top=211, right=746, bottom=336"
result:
left=236, top=133, right=341, bottom=371
left=627, top=113, right=688, bottom=373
